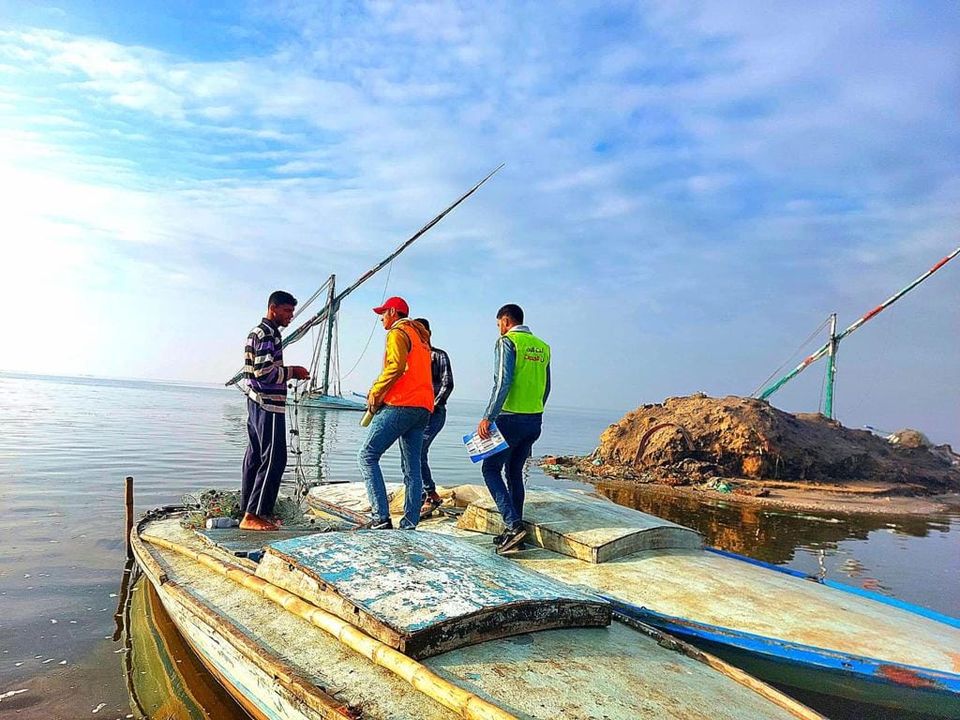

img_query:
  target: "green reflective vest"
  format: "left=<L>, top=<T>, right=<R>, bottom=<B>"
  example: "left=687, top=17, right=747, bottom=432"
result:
left=503, top=330, right=551, bottom=414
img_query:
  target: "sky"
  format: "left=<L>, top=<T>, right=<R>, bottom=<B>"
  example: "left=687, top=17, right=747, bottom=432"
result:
left=1, top=1, right=958, bottom=445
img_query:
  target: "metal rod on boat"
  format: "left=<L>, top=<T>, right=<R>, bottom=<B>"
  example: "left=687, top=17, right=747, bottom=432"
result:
left=225, top=164, right=505, bottom=386
left=756, top=244, right=960, bottom=401
left=124, top=475, right=134, bottom=559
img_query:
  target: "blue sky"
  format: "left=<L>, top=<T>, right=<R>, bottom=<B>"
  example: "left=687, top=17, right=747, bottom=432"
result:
left=1, top=1, right=958, bottom=444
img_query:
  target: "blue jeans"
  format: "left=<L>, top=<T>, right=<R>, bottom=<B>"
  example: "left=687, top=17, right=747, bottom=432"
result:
left=481, top=413, right=542, bottom=531
left=358, top=405, right=430, bottom=529
left=419, top=405, right=447, bottom=495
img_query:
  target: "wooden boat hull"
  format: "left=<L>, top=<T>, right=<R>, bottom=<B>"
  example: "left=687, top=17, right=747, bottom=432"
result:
left=685, top=635, right=960, bottom=719
left=126, top=577, right=246, bottom=720
left=131, top=510, right=823, bottom=720
left=308, top=484, right=960, bottom=718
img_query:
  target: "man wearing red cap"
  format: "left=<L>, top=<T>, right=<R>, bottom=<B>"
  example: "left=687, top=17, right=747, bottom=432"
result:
left=358, top=296, right=435, bottom=529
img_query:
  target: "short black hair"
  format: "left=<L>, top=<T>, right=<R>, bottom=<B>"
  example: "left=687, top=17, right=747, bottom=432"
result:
left=268, top=290, right=297, bottom=307
left=496, top=303, right=523, bottom=324
left=414, top=317, right=430, bottom=332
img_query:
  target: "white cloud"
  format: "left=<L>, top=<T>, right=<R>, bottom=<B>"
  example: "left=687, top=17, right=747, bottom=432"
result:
left=0, top=3, right=957, bottom=442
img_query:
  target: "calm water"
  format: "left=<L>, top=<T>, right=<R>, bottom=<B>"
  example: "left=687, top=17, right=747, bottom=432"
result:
left=0, top=373, right=957, bottom=719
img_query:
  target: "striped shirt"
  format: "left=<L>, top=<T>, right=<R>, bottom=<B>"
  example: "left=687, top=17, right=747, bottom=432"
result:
left=244, top=318, right=290, bottom=413
left=430, top=346, right=454, bottom=408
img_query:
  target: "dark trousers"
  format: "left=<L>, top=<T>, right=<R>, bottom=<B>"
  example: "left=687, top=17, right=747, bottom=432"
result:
left=481, top=413, right=542, bottom=531
left=241, top=398, right=287, bottom=518
left=420, top=405, right=447, bottom=495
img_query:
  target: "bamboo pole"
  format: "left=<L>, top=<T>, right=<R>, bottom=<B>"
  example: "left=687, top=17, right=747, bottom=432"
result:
left=140, top=532, right=518, bottom=720
left=124, top=476, right=134, bottom=559
left=225, top=164, right=504, bottom=387
left=823, top=313, right=838, bottom=419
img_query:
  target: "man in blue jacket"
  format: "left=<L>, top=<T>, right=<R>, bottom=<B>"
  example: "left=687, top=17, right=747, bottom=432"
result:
left=476, top=303, right=551, bottom=553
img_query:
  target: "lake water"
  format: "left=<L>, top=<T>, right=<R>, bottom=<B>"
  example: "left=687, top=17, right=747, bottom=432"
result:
left=0, top=373, right=957, bottom=719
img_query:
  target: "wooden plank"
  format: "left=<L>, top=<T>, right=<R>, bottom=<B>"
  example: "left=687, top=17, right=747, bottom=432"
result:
left=458, top=488, right=702, bottom=562
left=257, top=530, right=610, bottom=658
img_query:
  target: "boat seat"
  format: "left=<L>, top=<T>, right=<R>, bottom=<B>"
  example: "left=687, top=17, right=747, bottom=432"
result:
left=256, top=530, right=610, bottom=658
left=457, top=489, right=703, bottom=563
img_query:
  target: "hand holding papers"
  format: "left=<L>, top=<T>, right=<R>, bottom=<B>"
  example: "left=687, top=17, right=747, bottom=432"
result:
left=463, top=422, right=509, bottom=463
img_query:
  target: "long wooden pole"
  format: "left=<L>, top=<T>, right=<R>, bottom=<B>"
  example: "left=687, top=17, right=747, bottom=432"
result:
left=757, top=245, right=960, bottom=401
left=226, top=164, right=505, bottom=387
left=124, top=476, right=134, bottom=559
left=139, top=531, right=518, bottom=720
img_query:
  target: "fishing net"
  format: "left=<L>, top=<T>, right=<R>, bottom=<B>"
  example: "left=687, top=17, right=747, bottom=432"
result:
left=178, top=489, right=312, bottom=530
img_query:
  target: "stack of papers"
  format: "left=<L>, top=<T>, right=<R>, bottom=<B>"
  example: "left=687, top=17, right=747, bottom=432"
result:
left=463, top=423, right=509, bottom=463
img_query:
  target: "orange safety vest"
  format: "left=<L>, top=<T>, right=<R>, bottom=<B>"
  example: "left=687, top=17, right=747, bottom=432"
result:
left=383, top=322, right=435, bottom=412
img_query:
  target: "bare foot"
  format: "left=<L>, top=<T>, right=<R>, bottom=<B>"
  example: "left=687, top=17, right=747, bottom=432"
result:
left=239, top=513, right=279, bottom=531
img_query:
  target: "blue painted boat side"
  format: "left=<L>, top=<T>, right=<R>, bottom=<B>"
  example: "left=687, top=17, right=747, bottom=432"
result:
left=705, top=547, right=960, bottom=629
left=608, top=599, right=960, bottom=699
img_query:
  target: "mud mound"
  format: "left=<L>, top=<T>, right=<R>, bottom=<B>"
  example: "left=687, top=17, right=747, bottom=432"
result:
left=586, top=394, right=959, bottom=491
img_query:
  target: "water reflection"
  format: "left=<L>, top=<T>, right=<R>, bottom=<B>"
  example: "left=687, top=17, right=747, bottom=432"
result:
left=593, top=480, right=949, bottom=563
left=120, top=572, right=245, bottom=719
left=590, top=479, right=960, bottom=617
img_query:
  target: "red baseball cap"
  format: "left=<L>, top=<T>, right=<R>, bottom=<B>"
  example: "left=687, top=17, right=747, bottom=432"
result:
left=372, top=296, right=409, bottom=315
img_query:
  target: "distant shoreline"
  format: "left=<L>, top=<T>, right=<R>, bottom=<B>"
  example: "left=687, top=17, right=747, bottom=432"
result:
left=543, top=465, right=960, bottom=516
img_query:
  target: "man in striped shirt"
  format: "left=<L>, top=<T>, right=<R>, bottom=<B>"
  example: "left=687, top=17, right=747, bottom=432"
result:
left=240, top=291, right=310, bottom=531
left=414, top=318, right=454, bottom=515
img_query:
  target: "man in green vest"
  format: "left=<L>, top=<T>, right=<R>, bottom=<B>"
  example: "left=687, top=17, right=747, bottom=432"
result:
left=476, top=303, right=551, bottom=553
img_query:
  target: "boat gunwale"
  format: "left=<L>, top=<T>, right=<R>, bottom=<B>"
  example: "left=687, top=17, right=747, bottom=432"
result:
left=611, top=600, right=960, bottom=696
left=705, top=547, right=960, bottom=630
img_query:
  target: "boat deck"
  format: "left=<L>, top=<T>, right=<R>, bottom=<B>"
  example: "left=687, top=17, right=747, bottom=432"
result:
left=309, top=484, right=960, bottom=676
left=137, top=515, right=815, bottom=720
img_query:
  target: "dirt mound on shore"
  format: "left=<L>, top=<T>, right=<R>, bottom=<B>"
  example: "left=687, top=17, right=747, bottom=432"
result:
left=572, top=394, right=960, bottom=492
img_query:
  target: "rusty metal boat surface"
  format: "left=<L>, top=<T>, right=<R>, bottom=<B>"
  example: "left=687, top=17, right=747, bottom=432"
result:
left=308, top=484, right=960, bottom=719
left=131, top=507, right=822, bottom=720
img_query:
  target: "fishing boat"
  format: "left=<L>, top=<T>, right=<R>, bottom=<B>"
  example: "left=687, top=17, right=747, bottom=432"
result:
left=296, top=274, right=366, bottom=411
left=307, top=483, right=960, bottom=719
left=130, top=505, right=822, bottom=720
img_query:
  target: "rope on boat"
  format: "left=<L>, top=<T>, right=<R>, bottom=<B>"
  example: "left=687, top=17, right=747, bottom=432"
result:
left=139, top=530, right=520, bottom=720
left=286, top=379, right=309, bottom=505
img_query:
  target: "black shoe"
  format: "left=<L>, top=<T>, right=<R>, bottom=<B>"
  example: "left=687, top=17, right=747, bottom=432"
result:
left=496, top=528, right=527, bottom=554
left=367, top=518, right=394, bottom=530
left=492, top=530, right=508, bottom=546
